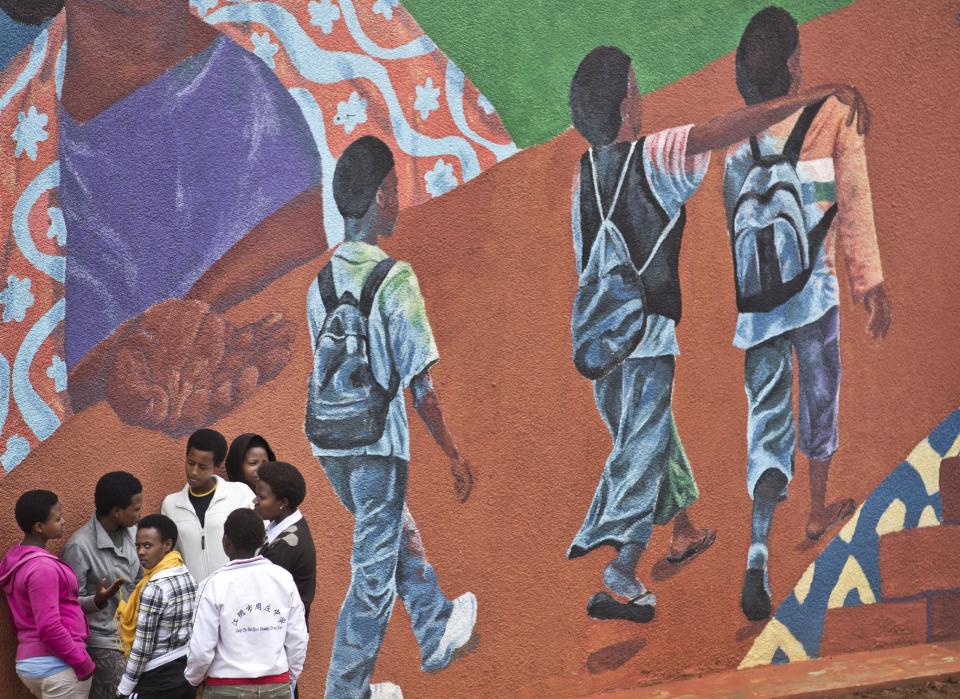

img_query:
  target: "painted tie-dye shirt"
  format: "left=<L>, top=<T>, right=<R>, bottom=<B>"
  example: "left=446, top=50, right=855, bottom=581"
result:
left=0, top=0, right=516, bottom=472
left=723, top=97, right=884, bottom=350
left=306, top=242, right=439, bottom=462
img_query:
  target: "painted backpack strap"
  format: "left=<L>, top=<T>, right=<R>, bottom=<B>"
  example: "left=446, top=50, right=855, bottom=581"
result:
left=588, top=140, right=639, bottom=223
left=359, top=258, right=397, bottom=318
left=783, top=97, right=829, bottom=165
left=783, top=97, right=837, bottom=249
left=316, top=263, right=338, bottom=314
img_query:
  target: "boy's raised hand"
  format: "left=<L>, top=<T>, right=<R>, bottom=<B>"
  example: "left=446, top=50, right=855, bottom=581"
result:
left=94, top=576, right=125, bottom=609
left=827, top=84, right=870, bottom=135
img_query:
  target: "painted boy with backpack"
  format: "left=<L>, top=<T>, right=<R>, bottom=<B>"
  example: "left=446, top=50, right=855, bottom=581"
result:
left=304, top=136, right=477, bottom=699
left=727, top=8, right=890, bottom=622
left=566, top=45, right=869, bottom=622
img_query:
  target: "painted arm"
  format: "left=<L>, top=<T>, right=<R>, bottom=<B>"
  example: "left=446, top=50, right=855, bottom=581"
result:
left=185, top=186, right=328, bottom=313
left=687, top=84, right=869, bottom=155
left=832, top=105, right=890, bottom=339
left=411, top=369, right=474, bottom=503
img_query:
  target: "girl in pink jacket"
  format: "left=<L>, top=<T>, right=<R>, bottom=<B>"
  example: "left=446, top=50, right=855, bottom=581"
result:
left=0, top=490, right=96, bottom=698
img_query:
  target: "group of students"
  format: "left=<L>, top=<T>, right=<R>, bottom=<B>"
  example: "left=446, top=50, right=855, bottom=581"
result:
left=565, top=6, right=890, bottom=625
left=1, top=429, right=314, bottom=699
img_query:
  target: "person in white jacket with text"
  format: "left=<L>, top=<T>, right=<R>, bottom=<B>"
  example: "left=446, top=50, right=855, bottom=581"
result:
left=185, top=508, right=307, bottom=696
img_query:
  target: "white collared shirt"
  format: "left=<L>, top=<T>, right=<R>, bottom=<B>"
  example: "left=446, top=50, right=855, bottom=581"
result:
left=264, top=510, right=303, bottom=546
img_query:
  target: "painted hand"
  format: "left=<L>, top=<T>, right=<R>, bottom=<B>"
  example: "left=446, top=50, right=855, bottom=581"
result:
left=451, top=454, right=474, bottom=504
left=105, top=299, right=294, bottom=435
left=864, top=283, right=892, bottom=341
left=829, top=84, right=870, bottom=135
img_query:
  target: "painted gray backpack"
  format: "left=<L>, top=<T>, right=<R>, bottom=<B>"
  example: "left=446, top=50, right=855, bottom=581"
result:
left=572, top=140, right=682, bottom=380
left=730, top=98, right=838, bottom=313
left=305, top=257, right=399, bottom=450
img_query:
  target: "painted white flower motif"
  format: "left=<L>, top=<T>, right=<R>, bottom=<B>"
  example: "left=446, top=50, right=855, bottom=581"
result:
left=424, top=159, right=457, bottom=198
left=12, top=106, right=48, bottom=161
left=372, top=0, right=399, bottom=21
left=0, top=275, right=35, bottom=323
left=1, top=435, right=30, bottom=473
left=251, top=32, right=279, bottom=69
left=47, top=355, right=67, bottom=393
left=414, top=77, right=441, bottom=121
left=308, top=0, right=341, bottom=34
left=47, top=208, right=66, bottom=247
left=477, top=94, right=495, bottom=115
left=334, top=92, right=368, bottom=134
left=189, top=0, right=219, bottom=18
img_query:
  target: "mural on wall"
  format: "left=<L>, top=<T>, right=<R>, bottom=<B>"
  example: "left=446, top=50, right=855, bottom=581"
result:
left=0, top=0, right=514, bottom=464
left=1, top=0, right=959, bottom=698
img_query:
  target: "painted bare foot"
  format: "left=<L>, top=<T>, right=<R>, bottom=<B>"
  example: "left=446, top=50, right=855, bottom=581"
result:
left=667, top=528, right=717, bottom=564
left=805, top=499, right=856, bottom=540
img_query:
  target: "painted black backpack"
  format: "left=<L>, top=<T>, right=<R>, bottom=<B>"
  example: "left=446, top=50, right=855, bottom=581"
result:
left=572, top=141, right=682, bottom=380
left=304, top=258, right=399, bottom=450
left=730, top=98, right=838, bottom=313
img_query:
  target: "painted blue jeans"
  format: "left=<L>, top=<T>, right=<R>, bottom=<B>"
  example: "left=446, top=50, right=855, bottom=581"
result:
left=320, top=455, right=453, bottom=699
left=568, top=355, right=699, bottom=558
left=744, top=305, right=841, bottom=499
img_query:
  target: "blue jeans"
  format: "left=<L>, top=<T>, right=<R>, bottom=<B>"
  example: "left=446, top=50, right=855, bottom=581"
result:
left=320, top=455, right=453, bottom=699
left=568, top=355, right=699, bottom=557
left=744, top=305, right=841, bottom=498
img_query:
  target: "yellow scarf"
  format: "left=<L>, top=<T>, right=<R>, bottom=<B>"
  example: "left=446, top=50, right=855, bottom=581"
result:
left=115, top=550, right=184, bottom=656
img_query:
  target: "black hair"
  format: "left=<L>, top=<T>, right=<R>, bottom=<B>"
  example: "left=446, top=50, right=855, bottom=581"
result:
left=569, top=46, right=632, bottom=147
left=94, top=472, right=143, bottom=518
left=137, top=514, right=179, bottom=548
left=15, top=490, right=58, bottom=535
left=256, top=462, right=307, bottom=510
left=333, top=136, right=395, bottom=219
left=187, top=428, right=228, bottom=466
left=0, top=0, right=63, bottom=25
left=736, top=6, right=799, bottom=105
left=223, top=508, right=265, bottom=554
left=225, top=434, right=276, bottom=484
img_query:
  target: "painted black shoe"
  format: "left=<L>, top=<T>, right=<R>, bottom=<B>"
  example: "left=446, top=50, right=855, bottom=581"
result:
left=741, top=568, right=772, bottom=621
left=586, top=591, right=655, bottom=623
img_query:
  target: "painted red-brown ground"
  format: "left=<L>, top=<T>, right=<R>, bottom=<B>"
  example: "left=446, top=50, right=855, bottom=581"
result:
left=1, top=1, right=959, bottom=697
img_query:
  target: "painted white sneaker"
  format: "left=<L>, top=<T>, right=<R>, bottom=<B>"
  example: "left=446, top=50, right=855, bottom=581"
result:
left=370, top=682, right=404, bottom=699
left=423, top=591, right=478, bottom=672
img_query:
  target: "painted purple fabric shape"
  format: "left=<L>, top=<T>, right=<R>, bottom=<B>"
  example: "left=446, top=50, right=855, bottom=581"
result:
left=59, top=34, right=321, bottom=368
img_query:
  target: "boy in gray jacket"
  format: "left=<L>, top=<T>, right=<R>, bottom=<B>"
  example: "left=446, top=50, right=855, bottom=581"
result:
left=63, top=471, right=144, bottom=699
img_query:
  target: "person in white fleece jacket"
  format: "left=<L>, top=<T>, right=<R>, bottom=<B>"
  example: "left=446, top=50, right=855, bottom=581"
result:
left=185, top=509, right=307, bottom=697
left=161, top=429, right=254, bottom=583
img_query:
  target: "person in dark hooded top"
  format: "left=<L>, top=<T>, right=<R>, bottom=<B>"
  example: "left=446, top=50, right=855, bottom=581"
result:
left=225, top=434, right=276, bottom=491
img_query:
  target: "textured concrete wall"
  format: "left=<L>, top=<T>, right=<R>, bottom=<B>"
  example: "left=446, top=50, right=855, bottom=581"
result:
left=0, top=1, right=959, bottom=697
